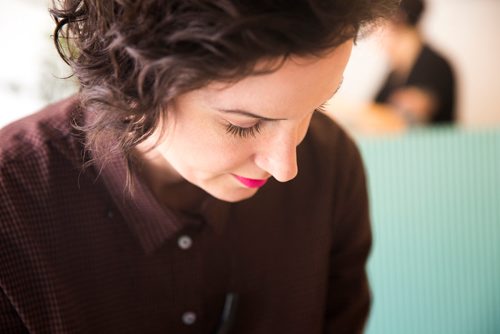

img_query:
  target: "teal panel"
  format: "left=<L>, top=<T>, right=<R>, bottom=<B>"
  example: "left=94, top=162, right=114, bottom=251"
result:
left=357, top=127, right=500, bottom=334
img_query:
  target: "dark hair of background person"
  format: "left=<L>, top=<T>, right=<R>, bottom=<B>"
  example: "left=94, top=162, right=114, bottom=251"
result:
left=51, top=0, right=398, bottom=171
left=398, top=0, right=425, bottom=26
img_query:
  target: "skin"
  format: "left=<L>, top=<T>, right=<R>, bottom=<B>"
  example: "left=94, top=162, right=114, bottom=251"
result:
left=382, top=21, right=422, bottom=77
left=388, top=86, right=437, bottom=123
left=135, top=40, right=353, bottom=209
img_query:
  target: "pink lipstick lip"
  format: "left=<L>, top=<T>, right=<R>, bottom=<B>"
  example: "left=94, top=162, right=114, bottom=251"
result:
left=232, top=174, right=268, bottom=188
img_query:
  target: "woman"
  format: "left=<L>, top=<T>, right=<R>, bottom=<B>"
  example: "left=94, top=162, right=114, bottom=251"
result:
left=0, top=0, right=396, bottom=333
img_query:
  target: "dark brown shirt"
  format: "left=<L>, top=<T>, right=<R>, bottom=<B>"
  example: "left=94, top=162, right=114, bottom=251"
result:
left=0, top=96, right=371, bottom=333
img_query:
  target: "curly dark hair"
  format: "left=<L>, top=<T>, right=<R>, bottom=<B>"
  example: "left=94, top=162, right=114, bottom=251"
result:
left=51, top=0, right=398, bottom=168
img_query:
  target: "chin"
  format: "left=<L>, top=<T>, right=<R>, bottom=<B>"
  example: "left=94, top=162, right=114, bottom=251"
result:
left=208, top=187, right=259, bottom=203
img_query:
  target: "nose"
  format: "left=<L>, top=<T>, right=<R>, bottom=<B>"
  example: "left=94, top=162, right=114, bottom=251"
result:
left=255, top=132, right=299, bottom=183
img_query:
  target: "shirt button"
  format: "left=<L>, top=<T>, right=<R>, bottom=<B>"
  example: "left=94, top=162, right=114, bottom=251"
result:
left=182, top=311, right=196, bottom=325
left=177, top=235, right=193, bottom=250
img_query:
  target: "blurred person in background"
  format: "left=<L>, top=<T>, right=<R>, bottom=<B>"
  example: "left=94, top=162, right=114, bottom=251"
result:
left=374, top=0, right=456, bottom=125
left=0, top=0, right=397, bottom=333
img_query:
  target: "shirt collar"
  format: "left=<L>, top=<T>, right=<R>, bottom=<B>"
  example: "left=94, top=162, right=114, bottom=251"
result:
left=99, top=153, right=231, bottom=253
left=82, top=105, right=232, bottom=253
left=99, top=153, right=188, bottom=253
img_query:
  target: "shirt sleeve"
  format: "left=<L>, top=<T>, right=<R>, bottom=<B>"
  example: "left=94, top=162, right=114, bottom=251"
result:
left=324, top=134, right=372, bottom=334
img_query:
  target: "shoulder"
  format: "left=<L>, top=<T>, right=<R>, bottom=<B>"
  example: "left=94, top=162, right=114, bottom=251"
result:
left=304, top=111, right=363, bottom=171
left=0, top=95, right=83, bottom=170
left=293, top=111, right=366, bottom=199
left=0, top=95, right=81, bottom=165
left=417, top=44, right=455, bottom=78
left=0, top=96, right=84, bottom=211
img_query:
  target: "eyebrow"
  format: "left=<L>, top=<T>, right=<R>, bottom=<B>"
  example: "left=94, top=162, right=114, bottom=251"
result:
left=217, top=77, right=345, bottom=121
left=217, top=108, right=286, bottom=122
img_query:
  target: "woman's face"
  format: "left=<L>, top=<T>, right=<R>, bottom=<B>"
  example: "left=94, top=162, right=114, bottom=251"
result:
left=140, top=40, right=353, bottom=202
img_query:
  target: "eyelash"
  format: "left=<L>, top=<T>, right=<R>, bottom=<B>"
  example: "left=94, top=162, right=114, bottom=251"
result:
left=315, top=104, right=327, bottom=113
left=224, top=104, right=326, bottom=139
left=225, top=122, right=262, bottom=138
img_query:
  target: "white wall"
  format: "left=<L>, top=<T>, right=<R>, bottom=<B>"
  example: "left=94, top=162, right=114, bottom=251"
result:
left=424, top=0, right=500, bottom=126
left=0, top=0, right=76, bottom=128
left=337, top=0, right=500, bottom=127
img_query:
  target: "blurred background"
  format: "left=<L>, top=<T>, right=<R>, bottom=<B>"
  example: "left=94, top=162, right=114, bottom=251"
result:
left=0, top=0, right=77, bottom=127
left=1, top=0, right=499, bottom=333
left=329, top=0, right=500, bottom=131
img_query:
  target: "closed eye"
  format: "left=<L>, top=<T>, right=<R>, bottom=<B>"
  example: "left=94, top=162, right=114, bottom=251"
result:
left=225, top=122, right=262, bottom=138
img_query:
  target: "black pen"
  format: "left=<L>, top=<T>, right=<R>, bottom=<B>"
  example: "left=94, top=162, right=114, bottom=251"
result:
left=214, top=293, right=239, bottom=334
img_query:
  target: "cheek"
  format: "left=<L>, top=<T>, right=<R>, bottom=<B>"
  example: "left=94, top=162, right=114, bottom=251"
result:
left=296, top=114, right=314, bottom=144
left=174, top=124, right=254, bottom=174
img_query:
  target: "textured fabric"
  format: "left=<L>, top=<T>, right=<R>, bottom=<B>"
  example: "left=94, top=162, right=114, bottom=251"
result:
left=375, top=44, right=456, bottom=124
left=0, top=96, right=371, bottom=334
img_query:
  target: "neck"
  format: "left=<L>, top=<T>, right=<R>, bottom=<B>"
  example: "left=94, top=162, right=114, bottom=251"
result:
left=133, top=145, right=206, bottom=215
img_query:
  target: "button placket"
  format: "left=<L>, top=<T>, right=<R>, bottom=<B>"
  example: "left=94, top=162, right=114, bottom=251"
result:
left=172, top=227, right=204, bottom=331
left=181, top=311, right=197, bottom=325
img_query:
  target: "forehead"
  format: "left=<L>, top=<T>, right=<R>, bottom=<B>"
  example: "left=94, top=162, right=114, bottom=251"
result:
left=181, top=40, right=353, bottom=119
